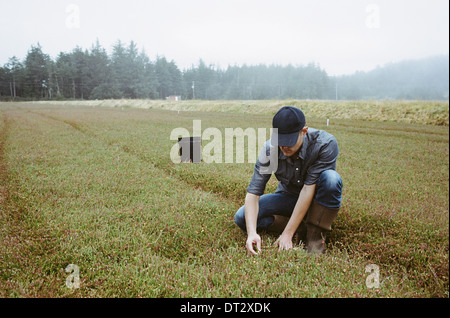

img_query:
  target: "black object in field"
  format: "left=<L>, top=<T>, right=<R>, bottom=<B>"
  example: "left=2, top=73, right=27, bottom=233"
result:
left=178, top=137, right=201, bottom=163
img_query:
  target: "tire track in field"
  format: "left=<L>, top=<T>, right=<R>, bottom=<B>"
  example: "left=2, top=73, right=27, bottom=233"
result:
left=24, top=109, right=243, bottom=270
left=26, top=109, right=88, bottom=134
left=3, top=109, right=213, bottom=294
left=24, top=109, right=237, bottom=206
left=29, top=109, right=243, bottom=207
left=332, top=121, right=448, bottom=138
left=335, top=124, right=448, bottom=143
left=0, top=111, right=66, bottom=297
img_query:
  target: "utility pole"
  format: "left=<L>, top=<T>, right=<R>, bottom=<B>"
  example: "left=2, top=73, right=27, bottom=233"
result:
left=192, top=81, right=195, bottom=100
left=335, top=83, right=338, bottom=100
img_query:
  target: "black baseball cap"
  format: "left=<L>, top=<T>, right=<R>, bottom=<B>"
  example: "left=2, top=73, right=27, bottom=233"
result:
left=271, top=106, right=306, bottom=147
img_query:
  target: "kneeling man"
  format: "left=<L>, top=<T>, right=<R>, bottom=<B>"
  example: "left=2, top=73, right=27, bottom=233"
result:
left=234, top=106, right=343, bottom=255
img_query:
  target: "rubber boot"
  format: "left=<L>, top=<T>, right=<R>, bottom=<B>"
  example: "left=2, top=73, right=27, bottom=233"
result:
left=305, top=200, right=339, bottom=254
left=293, top=221, right=307, bottom=245
left=267, top=215, right=307, bottom=245
left=266, top=215, right=289, bottom=234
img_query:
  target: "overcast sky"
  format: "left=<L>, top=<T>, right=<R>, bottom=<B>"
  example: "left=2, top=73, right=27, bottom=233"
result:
left=1, top=0, right=448, bottom=75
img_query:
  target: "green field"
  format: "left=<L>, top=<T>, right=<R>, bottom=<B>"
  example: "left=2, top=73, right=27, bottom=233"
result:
left=0, top=101, right=448, bottom=298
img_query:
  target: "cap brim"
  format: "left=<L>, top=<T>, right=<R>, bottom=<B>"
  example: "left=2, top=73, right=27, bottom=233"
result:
left=271, top=131, right=299, bottom=147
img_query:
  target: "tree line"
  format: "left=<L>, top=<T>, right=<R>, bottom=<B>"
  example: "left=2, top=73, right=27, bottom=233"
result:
left=0, top=41, right=448, bottom=101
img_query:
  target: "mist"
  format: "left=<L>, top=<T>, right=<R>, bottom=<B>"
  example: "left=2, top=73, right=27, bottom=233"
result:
left=0, top=0, right=448, bottom=76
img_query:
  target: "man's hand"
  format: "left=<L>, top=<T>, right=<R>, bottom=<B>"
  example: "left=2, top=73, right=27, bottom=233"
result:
left=246, top=233, right=261, bottom=255
left=274, top=233, right=293, bottom=251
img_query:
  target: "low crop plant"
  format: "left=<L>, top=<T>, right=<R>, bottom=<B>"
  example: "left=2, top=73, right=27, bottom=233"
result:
left=0, top=101, right=448, bottom=298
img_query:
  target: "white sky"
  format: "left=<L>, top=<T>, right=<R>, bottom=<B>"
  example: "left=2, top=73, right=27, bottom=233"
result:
left=1, top=0, right=448, bottom=75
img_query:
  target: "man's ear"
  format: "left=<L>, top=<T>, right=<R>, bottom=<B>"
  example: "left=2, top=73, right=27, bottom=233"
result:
left=302, top=126, right=309, bottom=134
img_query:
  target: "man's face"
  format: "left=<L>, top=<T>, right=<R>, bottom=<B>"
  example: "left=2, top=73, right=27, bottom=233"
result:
left=279, top=127, right=308, bottom=157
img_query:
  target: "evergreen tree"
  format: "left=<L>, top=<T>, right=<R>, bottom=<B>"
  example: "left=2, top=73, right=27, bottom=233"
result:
left=70, top=46, right=90, bottom=99
left=4, top=56, right=25, bottom=99
left=55, top=52, right=76, bottom=98
left=23, top=43, right=51, bottom=98
left=87, top=40, right=111, bottom=99
left=0, top=66, right=10, bottom=98
left=110, top=40, right=128, bottom=98
left=154, top=56, right=173, bottom=99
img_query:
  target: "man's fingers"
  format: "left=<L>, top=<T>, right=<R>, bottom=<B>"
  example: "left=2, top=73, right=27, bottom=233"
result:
left=247, top=244, right=257, bottom=255
left=275, top=235, right=292, bottom=251
left=250, top=240, right=261, bottom=255
left=246, top=237, right=261, bottom=255
left=256, top=239, right=261, bottom=253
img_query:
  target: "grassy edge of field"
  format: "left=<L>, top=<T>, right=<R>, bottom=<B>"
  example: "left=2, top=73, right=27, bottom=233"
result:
left=27, top=99, right=449, bottom=126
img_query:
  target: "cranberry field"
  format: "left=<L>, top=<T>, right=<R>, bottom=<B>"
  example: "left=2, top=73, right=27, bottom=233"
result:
left=0, top=101, right=448, bottom=298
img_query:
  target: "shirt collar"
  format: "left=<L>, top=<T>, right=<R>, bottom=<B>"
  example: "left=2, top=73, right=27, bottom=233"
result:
left=299, top=133, right=309, bottom=160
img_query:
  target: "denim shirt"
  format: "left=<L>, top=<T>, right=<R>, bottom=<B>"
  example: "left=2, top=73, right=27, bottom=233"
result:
left=247, top=128, right=339, bottom=197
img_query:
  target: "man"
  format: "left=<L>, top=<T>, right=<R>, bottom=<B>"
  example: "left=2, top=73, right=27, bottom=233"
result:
left=234, top=106, right=343, bottom=255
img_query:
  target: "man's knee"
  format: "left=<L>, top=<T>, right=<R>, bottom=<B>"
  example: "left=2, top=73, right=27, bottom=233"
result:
left=315, top=170, right=343, bottom=208
left=234, top=206, right=246, bottom=231
left=318, top=170, right=342, bottom=193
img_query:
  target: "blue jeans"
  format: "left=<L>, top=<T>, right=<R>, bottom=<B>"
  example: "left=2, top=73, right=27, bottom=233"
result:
left=234, top=170, right=343, bottom=232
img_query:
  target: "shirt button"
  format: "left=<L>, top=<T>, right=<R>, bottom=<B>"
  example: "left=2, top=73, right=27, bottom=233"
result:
left=297, top=180, right=300, bottom=183
left=296, top=168, right=299, bottom=171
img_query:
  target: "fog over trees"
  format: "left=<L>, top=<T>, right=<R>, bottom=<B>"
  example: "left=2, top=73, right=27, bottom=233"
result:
left=0, top=41, right=448, bottom=101
left=333, top=56, right=449, bottom=100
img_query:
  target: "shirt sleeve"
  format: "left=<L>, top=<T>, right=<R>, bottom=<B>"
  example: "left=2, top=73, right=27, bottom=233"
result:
left=246, top=141, right=274, bottom=196
left=304, top=137, right=339, bottom=185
